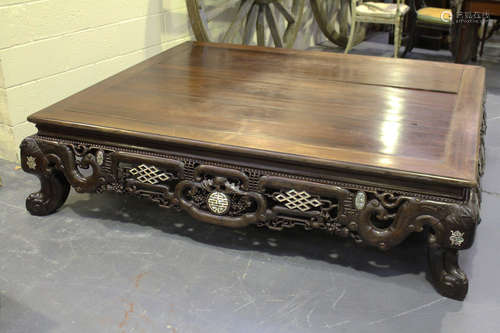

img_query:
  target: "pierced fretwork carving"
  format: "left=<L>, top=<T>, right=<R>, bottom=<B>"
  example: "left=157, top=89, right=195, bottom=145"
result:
left=175, top=169, right=266, bottom=227
left=129, top=164, right=170, bottom=184
left=257, top=176, right=352, bottom=237
left=273, top=189, right=323, bottom=212
left=107, top=152, right=184, bottom=209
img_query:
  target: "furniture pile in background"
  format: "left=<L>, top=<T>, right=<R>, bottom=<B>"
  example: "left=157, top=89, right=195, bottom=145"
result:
left=185, top=0, right=500, bottom=62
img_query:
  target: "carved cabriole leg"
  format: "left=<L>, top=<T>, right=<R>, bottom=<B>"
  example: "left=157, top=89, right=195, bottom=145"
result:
left=20, top=136, right=109, bottom=215
left=441, top=91, right=486, bottom=297
left=425, top=190, right=479, bottom=300
left=427, top=234, right=468, bottom=300
left=20, top=138, right=70, bottom=216
left=352, top=189, right=479, bottom=300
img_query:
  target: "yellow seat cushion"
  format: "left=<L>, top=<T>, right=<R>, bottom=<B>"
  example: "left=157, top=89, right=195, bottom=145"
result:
left=417, top=7, right=452, bottom=25
left=356, top=2, right=410, bottom=18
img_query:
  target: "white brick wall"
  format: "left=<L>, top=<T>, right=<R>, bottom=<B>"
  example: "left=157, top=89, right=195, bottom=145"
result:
left=0, top=0, right=187, bottom=49
left=0, top=0, right=322, bottom=161
left=0, top=0, right=192, bottom=161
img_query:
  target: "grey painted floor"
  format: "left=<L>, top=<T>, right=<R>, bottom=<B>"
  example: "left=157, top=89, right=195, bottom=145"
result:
left=1, top=35, right=500, bottom=333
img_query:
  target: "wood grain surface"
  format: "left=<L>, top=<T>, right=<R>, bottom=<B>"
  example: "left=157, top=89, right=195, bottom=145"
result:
left=28, top=42, right=485, bottom=186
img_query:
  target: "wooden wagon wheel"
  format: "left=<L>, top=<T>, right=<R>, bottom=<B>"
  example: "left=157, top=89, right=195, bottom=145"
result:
left=186, top=0, right=305, bottom=48
left=310, top=0, right=366, bottom=47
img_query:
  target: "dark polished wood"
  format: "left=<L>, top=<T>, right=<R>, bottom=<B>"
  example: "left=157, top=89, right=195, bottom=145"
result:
left=28, top=42, right=484, bottom=187
left=21, top=42, right=485, bottom=300
left=466, top=0, right=500, bottom=15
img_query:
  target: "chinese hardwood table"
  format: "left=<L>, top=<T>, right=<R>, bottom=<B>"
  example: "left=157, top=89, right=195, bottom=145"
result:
left=20, top=42, right=486, bottom=300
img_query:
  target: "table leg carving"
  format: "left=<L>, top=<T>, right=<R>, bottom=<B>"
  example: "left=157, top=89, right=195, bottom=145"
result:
left=20, top=137, right=110, bottom=215
left=20, top=138, right=70, bottom=216
left=428, top=233, right=468, bottom=300
left=348, top=189, right=479, bottom=300
left=421, top=190, right=478, bottom=300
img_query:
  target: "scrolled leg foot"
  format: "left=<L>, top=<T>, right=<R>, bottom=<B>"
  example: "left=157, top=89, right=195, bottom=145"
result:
left=427, top=234, right=468, bottom=300
left=21, top=137, right=70, bottom=216
left=26, top=170, right=70, bottom=216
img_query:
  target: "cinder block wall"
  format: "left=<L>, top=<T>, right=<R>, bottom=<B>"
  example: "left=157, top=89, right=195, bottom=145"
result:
left=0, top=0, right=322, bottom=162
left=0, top=0, right=192, bottom=161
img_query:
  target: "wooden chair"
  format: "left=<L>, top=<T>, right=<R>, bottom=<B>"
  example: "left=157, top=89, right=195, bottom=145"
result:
left=345, top=0, right=410, bottom=57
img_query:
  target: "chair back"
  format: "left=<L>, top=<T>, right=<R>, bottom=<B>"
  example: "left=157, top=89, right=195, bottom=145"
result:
left=351, top=0, right=406, bottom=17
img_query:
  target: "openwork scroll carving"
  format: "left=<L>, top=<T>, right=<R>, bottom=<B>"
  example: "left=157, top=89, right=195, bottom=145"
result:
left=106, top=152, right=184, bottom=209
left=257, top=176, right=353, bottom=237
left=176, top=167, right=267, bottom=227
left=20, top=135, right=482, bottom=301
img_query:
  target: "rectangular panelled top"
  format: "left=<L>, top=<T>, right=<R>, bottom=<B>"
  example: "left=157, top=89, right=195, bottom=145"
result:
left=28, top=42, right=485, bottom=187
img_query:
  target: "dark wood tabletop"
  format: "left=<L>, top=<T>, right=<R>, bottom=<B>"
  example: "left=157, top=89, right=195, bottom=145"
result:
left=28, top=42, right=485, bottom=188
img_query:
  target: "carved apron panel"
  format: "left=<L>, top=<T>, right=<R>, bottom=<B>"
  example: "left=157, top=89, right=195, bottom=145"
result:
left=20, top=136, right=480, bottom=251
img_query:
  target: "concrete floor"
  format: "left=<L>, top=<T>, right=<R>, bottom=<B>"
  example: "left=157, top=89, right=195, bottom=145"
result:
left=1, top=35, right=500, bottom=333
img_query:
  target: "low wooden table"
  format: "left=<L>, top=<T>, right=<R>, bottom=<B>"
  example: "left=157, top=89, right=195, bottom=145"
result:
left=20, top=42, right=486, bottom=300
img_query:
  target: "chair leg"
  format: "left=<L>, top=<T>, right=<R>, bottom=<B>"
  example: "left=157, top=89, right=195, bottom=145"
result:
left=394, top=19, right=401, bottom=58
left=398, top=18, right=404, bottom=56
left=404, top=17, right=417, bottom=56
left=345, top=20, right=357, bottom=54
left=479, top=18, right=489, bottom=57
